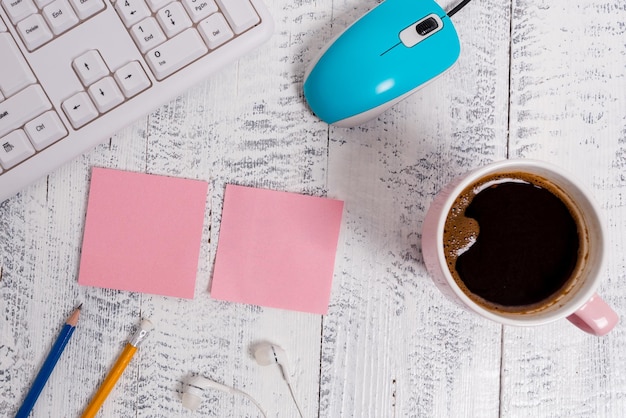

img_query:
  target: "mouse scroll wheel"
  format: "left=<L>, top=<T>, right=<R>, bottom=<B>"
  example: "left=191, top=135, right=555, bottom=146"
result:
left=415, top=17, right=439, bottom=36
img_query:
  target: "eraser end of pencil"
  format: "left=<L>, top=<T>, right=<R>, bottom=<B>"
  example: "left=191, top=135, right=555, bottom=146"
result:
left=140, top=319, right=155, bottom=331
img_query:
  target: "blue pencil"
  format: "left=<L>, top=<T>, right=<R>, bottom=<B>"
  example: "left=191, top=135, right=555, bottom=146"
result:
left=15, top=305, right=82, bottom=418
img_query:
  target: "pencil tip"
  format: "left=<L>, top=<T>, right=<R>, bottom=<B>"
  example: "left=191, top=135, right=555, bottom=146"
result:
left=77, top=303, right=83, bottom=310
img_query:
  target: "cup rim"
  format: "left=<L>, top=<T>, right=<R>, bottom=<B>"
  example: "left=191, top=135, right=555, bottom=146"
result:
left=434, top=159, right=605, bottom=326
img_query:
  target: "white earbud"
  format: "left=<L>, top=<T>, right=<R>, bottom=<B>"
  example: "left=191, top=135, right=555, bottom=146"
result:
left=181, top=375, right=266, bottom=417
left=253, top=342, right=304, bottom=418
left=182, top=376, right=234, bottom=411
left=253, top=342, right=291, bottom=382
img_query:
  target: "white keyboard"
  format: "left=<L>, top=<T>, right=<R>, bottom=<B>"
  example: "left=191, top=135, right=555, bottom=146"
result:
left=0, top=0, right=273, bottom=201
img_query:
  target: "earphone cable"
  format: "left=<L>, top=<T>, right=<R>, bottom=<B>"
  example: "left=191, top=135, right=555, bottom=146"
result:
left=232, top=387, right=268, bottom=418
left=447, top=0, right=473, bottom=17
left=286, top=381, right=305, bottom=418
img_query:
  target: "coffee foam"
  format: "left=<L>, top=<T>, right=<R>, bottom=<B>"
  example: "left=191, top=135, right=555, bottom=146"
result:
left=443, top=171, right=589, bottom=315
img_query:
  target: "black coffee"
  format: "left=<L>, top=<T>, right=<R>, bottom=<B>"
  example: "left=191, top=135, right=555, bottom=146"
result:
left=443, top=172, right=584, bottom=312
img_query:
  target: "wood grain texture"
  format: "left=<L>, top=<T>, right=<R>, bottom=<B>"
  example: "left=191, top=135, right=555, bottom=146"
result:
left=323, top=0, right=510, bottom=416
left=503, top=0, right=626, bottom=416
left=1, top=0, right=626, bottom=417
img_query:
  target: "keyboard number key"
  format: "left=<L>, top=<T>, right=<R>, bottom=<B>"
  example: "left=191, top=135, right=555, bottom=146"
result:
left=88, top=76, right=124, bottom=112
left=130, top=17, right=165, bottom=53
left=198, top=12, right=232, bottom=50
left=114, top=0, right=150, bottom=27
left=156, top=2, right=192, bottom=37
left=146, top=28, right=207, bottom=80
left=0, top=130, right=35, bottom=169
left=114, top=61, right=151, bottom=98
left=73, top=50, right=109, bottom=86
left=24, top=110, right=67, bottom=150
left=62, top=91, right=98, bottom=128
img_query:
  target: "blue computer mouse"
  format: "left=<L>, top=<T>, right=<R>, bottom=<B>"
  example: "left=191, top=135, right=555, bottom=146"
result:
left=303, top=0, right=461, bottom=127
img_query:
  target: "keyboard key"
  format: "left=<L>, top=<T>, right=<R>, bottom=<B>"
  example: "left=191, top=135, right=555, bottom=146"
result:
left=156, top=1, right=192, bottom=37
left=43, top=0, right=79, bottom=35
left=198, top=12, right=231, bottom=49
left=145, top=0, right=168, bottom=13
left=0, top=129, right=35, bottom=169
left=198, top=13, right=234, bottom=49
left=68, top=0, right=104, bottom=19
left=2, top=0, right=37, bottom=25
left=62, top=91, right=98, bottom=128
left=0, top=0, right=273, bottom=199
left=130, top=17, right=165, bottom=53
left=88, top=76, right=124, bottom=112
left=24, top=110, right=67, bottom=150
left=0, top=33, right=37, bottom=96
left=181, top=0, right=216, bottom=23
left=0, top=84, right=51, bottom=138
left=215, top=0, right=258, bottom=34
left=16, top=13, right=53, bottom=51
left=145, top=28, right=207, bottom=80
left=34, top=0, right=54, bottom=8
left=115, top=0, right=150, bottom=27
left=114, top=61, right=151, bottom=98
left=73, top=50, right=109, bottom=86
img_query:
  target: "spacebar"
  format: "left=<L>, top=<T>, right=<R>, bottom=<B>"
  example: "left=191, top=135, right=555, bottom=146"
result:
left=146, top=29, right=208, bottom=81
left=0, top=84, right=51, bottom=138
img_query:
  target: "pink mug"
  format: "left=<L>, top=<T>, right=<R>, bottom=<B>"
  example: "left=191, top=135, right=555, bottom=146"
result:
left=421, top=159, right=618, bottom=335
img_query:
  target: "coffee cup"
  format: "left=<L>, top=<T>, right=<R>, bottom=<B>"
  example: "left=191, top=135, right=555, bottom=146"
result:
left=421, top=159, right=618, bottom=335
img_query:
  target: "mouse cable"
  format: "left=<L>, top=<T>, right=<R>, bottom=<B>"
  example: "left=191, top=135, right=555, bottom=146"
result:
left=447, top=0, right=473, bottom=17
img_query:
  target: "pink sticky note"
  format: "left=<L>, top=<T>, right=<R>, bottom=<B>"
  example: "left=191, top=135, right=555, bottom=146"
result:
left=211, top=184, right=344, bottom=314
left=78, top=167, right=208, bottom=299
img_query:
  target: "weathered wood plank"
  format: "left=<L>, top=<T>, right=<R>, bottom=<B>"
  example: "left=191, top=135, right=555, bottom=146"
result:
left=323, top=0, right=511, bottom=416
left=504, top=0, right=626, bottom=416
left=3, top=0, right=626, bottom=417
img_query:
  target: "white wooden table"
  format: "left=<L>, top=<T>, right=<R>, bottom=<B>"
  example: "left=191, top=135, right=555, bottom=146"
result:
left=2, top=0, right=626, bottom=416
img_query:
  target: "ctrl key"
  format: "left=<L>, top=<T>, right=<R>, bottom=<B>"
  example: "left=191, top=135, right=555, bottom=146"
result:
left=24, top=111, right=68, bottom=150
left=0, top=130, right=35, bottom=169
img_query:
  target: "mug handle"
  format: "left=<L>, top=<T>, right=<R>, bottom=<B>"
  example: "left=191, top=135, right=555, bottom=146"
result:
left=566, top=293, right=619, bottom=336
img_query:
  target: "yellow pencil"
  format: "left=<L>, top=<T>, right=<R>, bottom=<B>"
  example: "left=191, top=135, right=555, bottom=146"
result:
left=81, top=319, right=154, bottom=418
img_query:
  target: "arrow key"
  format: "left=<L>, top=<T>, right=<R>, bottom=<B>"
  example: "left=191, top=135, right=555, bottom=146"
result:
left=156, top=2, right=192, bottom=37
left=62, top=91, right=98, bottom=129
left=114, top=61, right=151, bottom=98
left=88, top=76, right=124, bottom=113
left=73, top=50, right=109, bottom=86
left=115, top=0, right=150, bottom=27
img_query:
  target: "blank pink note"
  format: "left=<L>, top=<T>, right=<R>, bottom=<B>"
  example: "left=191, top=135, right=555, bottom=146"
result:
left=78, top=167, right=208, bottom=299
left=211, top=185, right=344, bottom=314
